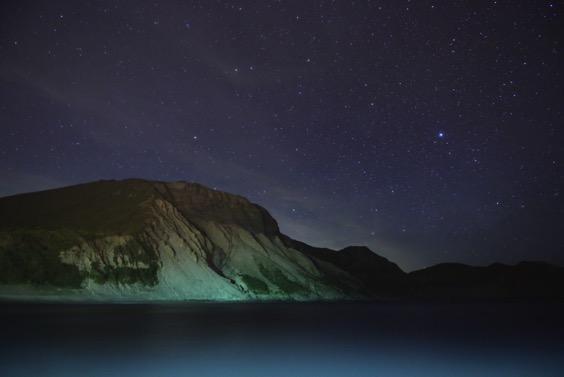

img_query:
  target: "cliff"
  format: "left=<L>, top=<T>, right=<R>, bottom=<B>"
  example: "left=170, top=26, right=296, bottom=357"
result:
left=0, top=179, right=562, bottom=301
left=0, top=179, right=398, bottom=301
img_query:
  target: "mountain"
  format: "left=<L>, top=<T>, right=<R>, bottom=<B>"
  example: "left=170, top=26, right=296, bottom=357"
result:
left=0, top=179, right=562, bottom=301
left=0, top=179, right=401, bottom=301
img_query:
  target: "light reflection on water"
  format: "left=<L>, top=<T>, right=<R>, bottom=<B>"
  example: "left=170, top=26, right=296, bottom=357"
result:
left=1, top=302, right=563, bottom=376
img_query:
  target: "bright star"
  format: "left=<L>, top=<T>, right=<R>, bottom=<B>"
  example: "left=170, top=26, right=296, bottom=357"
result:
left=437, top=131, right=445, bottom=138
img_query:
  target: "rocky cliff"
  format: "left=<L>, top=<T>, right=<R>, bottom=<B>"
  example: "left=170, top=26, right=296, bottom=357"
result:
left=0, top=179, right=402, bottom=301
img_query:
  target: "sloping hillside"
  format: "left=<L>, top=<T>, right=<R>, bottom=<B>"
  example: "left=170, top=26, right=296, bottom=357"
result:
left=0, top=179, right=393, bottom=300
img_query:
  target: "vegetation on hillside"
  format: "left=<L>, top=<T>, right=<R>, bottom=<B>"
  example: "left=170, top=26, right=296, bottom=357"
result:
left=0, top=229, right=83, bottom=287
left=259, top=264, right=307, bottom=295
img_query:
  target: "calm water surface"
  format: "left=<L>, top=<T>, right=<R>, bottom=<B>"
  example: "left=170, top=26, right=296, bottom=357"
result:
left=1, top=301, right=563, bottom=376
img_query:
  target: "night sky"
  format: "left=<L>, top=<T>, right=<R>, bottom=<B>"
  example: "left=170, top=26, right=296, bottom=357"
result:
left=1, top=1, right=562, bottom=270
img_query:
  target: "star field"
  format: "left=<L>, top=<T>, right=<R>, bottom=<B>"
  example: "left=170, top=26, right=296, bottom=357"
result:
left=0, top=0, right=562, bottom=270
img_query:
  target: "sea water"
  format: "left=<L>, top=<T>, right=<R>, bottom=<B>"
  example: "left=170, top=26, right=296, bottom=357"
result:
left=1, top=301, right=563, bottom=377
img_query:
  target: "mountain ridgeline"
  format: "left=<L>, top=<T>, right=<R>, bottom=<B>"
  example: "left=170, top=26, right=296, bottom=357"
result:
left=0, top=179, right=562, bottom=301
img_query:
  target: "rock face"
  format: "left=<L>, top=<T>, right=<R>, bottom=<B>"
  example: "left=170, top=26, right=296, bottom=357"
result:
left=0, top=179, right=401, bottom=301
left=0, top=179, right=562, bottom=301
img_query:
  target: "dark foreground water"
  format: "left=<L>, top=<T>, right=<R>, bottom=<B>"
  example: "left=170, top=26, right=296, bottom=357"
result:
left=1, top=301, right=563, bottom=377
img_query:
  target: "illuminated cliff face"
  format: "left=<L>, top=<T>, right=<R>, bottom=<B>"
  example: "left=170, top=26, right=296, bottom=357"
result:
left=0, top=179, right=389, bottom=301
